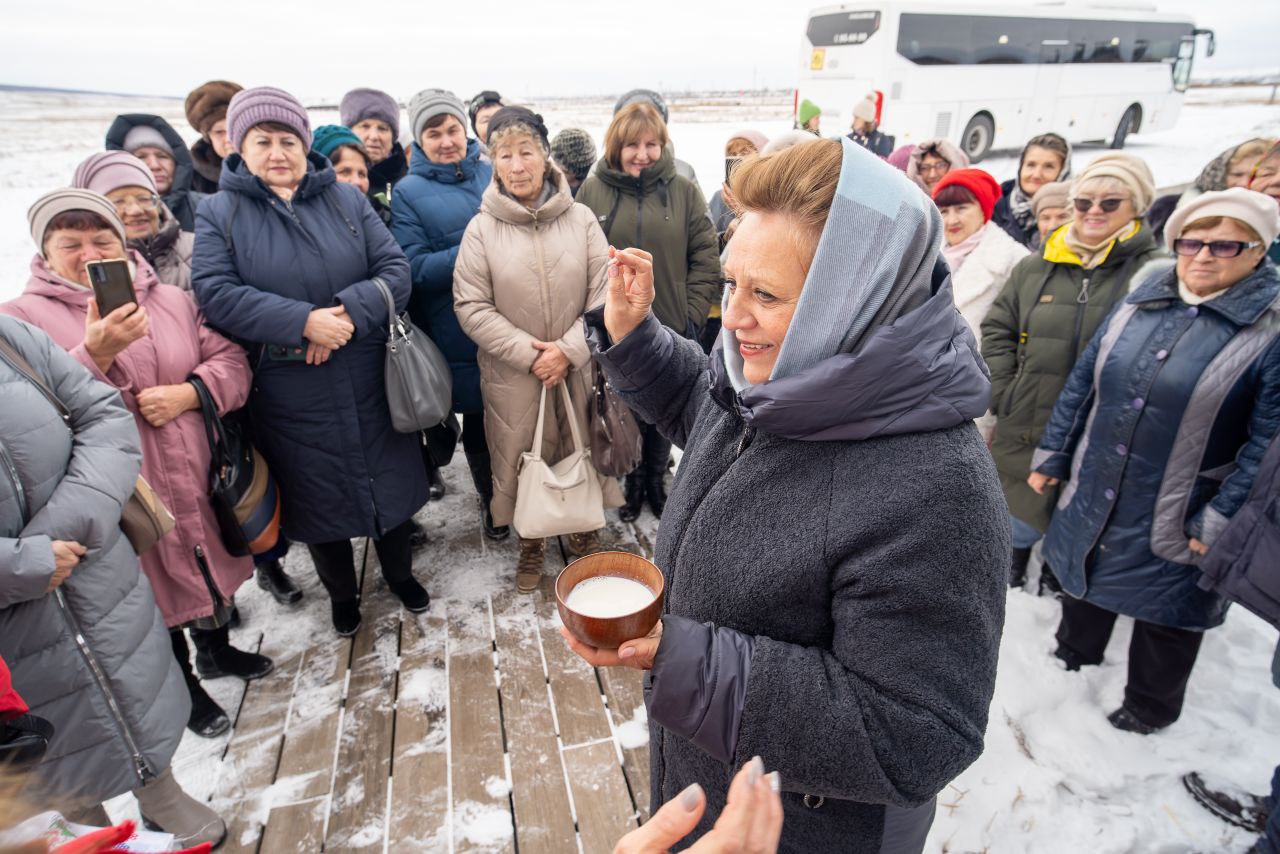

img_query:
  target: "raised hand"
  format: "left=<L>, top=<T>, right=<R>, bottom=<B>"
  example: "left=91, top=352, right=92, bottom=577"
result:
left=84, top=298, right=149, bottom=374
left=604, top=246, right=656, bottom=344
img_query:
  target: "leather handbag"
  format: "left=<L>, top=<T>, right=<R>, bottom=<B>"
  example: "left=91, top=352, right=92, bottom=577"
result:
left=589, top=371, right=643, bottom=477
left=0, top=336, right=174, bottom=555
left=373, top=278, right=453, bottom=433
left=189, top=376, right=281, bottom=557
left=513, top=382, right=605, bottom=539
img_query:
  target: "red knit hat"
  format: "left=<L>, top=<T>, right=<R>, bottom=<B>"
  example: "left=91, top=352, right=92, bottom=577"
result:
left=931, top=168, right=1003, bottom=222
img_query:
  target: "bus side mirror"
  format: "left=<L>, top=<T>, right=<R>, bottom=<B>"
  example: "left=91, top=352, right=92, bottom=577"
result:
left=1194, top=28, right=1216, bottom=58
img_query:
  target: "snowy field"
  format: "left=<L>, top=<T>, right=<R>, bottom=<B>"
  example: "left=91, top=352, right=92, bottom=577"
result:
left=2, top=86, right=1278, bottom=851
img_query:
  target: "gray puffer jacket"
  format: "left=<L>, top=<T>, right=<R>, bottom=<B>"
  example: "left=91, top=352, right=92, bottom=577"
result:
left=586, top=270, right=1009, bottom=851
left=0, top=316, right=187, bottom=808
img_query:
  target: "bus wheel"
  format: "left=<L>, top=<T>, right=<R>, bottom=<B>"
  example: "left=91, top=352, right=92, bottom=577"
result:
left=1110, top=105, right=1141, bottom=149
left=961, top=114, right=995, bottom=162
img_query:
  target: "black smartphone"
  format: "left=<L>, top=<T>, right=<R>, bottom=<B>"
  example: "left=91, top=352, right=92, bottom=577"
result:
left=85, top=259, right=137, bottom=316
left=725, top=157, right=743, bottom=183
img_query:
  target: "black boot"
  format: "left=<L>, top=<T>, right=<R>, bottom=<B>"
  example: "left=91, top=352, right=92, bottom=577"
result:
left=389, top=577, right=430, bottom=613
left=1182, top=772, right=1269, bottom=833
left=467, top=450, right=509, bottom=541
left=1010, top=547, right=1032, bottom=588
left=1107, top=706, right=1162, bottom=735
left=645, top=477, right=667, bottom=519
left=192, top=625, right=274, bottom=681
left=426, top=463, right=446, bottom=501
left=619, top=472, right=645, bottom=523
left=255, top=559, right=303, bottom=606
left=331, top=598, right=362, bottom=637
left=171, top=630, right=229, bottom=738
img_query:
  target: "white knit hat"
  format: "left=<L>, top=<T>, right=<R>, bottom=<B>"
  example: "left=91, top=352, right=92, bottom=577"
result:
left=1164, top=187, right=1280, bottom=251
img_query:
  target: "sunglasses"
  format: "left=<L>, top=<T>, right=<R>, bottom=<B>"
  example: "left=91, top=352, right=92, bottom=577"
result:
left=1072, top=197, right=1126, bottom=213
left=1172, top=239, right=1262, bottom=258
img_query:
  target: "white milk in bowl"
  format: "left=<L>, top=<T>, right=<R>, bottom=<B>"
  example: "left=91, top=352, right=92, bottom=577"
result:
left=565, top=576, right=655, bottom=618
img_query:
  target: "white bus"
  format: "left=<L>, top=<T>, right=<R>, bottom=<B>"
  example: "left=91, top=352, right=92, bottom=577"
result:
left=796, top=2, right=1215, bottom=160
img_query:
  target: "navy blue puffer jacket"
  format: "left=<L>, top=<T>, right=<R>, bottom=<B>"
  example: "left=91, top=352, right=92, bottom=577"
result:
left=192, top=152, right=426, bottom=543
left=390, top=139, right=491, bottom=415
left=1035, top=260, right=1280, bottom=630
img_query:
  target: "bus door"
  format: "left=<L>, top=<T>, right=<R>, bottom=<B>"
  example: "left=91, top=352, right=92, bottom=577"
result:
left=1172, top=36, right=1195, bottom=92
left=1029, top=33, right=1067, bottom=135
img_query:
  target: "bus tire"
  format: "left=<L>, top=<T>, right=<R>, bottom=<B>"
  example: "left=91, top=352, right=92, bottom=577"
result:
left=960, top=114, right=995, bottom=162
left=1110, top=105, right=1142, bottom=149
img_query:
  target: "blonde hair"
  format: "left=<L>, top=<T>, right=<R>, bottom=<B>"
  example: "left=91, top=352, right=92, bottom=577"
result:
left=728, top=137, right=842, bottom=260
left=604, top=103, right=669, bottom=171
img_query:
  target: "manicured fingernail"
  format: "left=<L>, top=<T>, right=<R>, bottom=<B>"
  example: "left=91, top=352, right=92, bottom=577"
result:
left=747, top=756, right=763, bottom=785
left=768, top=772, right=781, bottom=793
left=680, top=783, right=702, bottom=811
left=619, top=647, right=634, bottom=659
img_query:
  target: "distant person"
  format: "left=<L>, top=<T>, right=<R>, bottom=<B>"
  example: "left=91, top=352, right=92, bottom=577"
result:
left=576, top=101, right=720, bottom=522
left=991, top=133, right=1072, bottom=247
left=467, top=90, right=506, bottom=147
left=104, top=114, right=204, bottom=232
left=391, top=89, right=505, bottom=539
left=1148, top=137, right=1275, bottom=243
left=312, top=124, right=386, bottom=221
left=708, top=129, right=768, bottom=237
left=847, top=93, right=894, bottom=158
left=73, top=151, right=194, bottom=292
left=982, top=152, right=1161, bottom=589
left=797, top=98, right=821, bottom=135
left=549, top=128, right=596, bottom=198
left=761, top=130, right=816, bottom=155
left=340, top=87, right=407, bottom=217
left=886, top=143, right=913, bottom=172
left=612, top=88, right=698, bottom=182
left=1031, top=181, right=1072, bottom=249
left=907, top=139, right=969, bottom=196
left=1246, top=141, right=1280, bottom=264
left=184, top=79, right=241, bottom=194
left=1030, top=189, right=1280, bottom=734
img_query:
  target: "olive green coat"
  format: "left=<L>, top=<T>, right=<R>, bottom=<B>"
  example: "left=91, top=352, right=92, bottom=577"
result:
left=576, top=148, right=721, bottom=336
left=981, top=224, right=1160, bottom=531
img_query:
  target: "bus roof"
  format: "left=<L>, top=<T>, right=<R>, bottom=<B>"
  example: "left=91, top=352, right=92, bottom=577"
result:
left=807, top=2, right=1195, bottom=25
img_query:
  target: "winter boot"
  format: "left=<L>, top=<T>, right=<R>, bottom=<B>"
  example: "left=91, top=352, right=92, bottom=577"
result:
left=564, top=529, right=606, bottom=559
left=1038, top=565, right=1063, bottom=598
left=516, top=538, right=545, bottom=594
left=1107, top=706, right=1162, bottom=735
left=1182, top=772, right=1269, bottom=833
left=331, top=599, right=362, bottom=637
left=467, top=451, right=509, bottom=541
left=389, top=576, right=431, bottom=613
left=642, top=433, right=671, bottom=519
left=426, top=462, right=446, bottom=501
left=255, top=559, right=303, bottom=606
left=192, top=625, right=274, bottom=681
left=619, top=473, right=645, bottom=523
left=135, top=767, right=227, bottom=848
left=187, top=681, right=230, bottom=739
left=409, top=518, right=431, bottom=551
left=1009, top=547, right=1032, bottom=588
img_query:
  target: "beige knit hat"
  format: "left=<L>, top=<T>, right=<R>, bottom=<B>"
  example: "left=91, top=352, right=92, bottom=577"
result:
left=1072, top=152, right=1156, bottom=215
left=28, top=188, right=127, bottom=257
left=1031, top=181, right=1071, bottom=217
left=1164, top=187, right=1280, bottom=251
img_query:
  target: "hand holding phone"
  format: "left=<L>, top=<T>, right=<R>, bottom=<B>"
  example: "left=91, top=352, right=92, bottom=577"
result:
left=84, top=298, right=149, bottom=374
left=85, top=259, right=137, bottom=316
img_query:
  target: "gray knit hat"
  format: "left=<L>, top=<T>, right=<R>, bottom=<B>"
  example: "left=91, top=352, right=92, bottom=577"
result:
left=28, top=188, right=128, bottom=257
left=408, top=89, right=468, bottom=144
left=613, top=88, right=669, bottom=124
left=226, top=86, right=313, bottom=150
left=550, top=129, right=597, bottom=181
left=122, top=126, right=174, bottom=157
left=340, top=88, right=400, bottom=138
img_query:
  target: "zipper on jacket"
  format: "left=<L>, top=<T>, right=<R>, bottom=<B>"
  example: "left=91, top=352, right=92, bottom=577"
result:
left=193, top=545, right=224, bottom=612
left=1069, top=275, right=1091, bottom=368
left=55, top=588, right=155, bottom=785
left=736, top=426, right=756, bottom=457
left=0, top=439, right=28, bottom=521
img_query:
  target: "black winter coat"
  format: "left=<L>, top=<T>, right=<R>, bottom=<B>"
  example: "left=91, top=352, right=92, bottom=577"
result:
left=105, top=114, right=206, bottom=232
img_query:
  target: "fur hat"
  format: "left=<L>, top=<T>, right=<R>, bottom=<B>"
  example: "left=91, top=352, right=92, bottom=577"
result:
left=185, top=80, right=242, bottom=137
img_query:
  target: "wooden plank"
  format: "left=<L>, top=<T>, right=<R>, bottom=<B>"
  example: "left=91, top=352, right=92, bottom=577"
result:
left=599, top=666, right=651, bottom=822
left=325, top=543, right=401, bottom=852
left=388, top=604, right=450, bottom=849
left=259, top=797, right=327, bottom=852
left=563, top=739, right=639, bottom=854
left=448, top=597, right=515, bottom=853
left=534, top=574, right=614, bottom=747
left=493, top=591, right=577, bottom=854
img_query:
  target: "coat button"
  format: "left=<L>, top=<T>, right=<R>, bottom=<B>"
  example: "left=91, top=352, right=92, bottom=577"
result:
left=1132, top=398, right=1144, bottom=410
left=1187, top=306, right=1199, bottom=317
left=1104, top=488, right=1116, bottom=501
left=1115, top=444, right=1127, bottom=456
left=1155, top=349, right=1169, bottom=361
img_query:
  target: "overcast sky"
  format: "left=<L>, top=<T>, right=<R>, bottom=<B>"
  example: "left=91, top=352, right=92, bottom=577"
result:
left=1, top=0, right=1275, bottom=101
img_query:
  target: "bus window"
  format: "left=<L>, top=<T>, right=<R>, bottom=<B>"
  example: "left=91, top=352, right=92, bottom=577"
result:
left=972, top=17, right=1041, bottom=64
left=807, top=11, right=882, bottom=47
left=898, top=13, right=971, bottom=64
left=1173, top=37, right=1195, bottom=91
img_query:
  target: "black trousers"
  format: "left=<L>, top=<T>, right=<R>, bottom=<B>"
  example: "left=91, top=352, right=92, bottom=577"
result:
left=306, top=518, right=415, bottom=603
left=1055, top=594, right=1205, bottom=728
left=629, top=423, right=672, bottom=484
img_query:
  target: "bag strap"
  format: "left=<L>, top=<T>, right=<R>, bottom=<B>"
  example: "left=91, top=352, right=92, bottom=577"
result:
left=187, top=374, right=232, bottom=474
left=558, top=381, right=587, bottom=455
left=0, top=337, right=70, bottom=426
left=529, top=385, right=549, bottom=463
left=372, top=277, right=400, bottom=341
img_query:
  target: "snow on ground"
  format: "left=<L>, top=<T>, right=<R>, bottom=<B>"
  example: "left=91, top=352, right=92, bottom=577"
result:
left=7, top=86, right=1279, bottom=851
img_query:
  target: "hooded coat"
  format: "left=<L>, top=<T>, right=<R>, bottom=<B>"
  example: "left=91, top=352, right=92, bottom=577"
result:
left=1033, top=260, right=1280, bottom=630
left=391, top=140, right=491, bottom=415
left=905, top=138, right=970, bottom=195
left=982, top=223, right=1161, bottom=532
left=991, top=140, right=1073, bottom=248
left=0, top=315, right=187, bottom=808
left=1, top=252, right=254, bottom=628
left=192, top=152, right=426, bottom=544
left=189, top=138, right=222, bottom=195
left=453, top=172, right=623, bottom=527
left=588, top=139, right=1007, bottom=852
left=576, top=147, right=721, bottom=337
left=105, top=115, right=206, bottom=233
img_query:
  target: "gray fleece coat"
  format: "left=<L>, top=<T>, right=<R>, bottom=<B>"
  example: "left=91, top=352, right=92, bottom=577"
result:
left=0, top=316, right=187, bottom=808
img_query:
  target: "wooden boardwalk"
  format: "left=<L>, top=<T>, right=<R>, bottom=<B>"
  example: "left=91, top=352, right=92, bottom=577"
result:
left=142, top=462, right=657, bottom=854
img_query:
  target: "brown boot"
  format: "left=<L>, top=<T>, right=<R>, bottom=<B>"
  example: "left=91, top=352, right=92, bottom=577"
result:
left=516, top=537, right=545, bottom=594
left=134, top=766, right=226, bottom=848
left=564, top=529, right=606, bottom=559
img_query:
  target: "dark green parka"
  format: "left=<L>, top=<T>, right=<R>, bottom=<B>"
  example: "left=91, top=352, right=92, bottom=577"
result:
left=576, top=148, right=721, bottom=336
left=981, top=223, right=1161, bottom=531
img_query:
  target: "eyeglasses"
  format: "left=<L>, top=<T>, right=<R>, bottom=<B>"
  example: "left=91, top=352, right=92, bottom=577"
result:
left=919, top=161, right=950, bottom=175
left=111, top=193, right=160, bottom=212
left=1172, top=238, right=1262, bottom=258
left=1072, top=197, right=1126, bottom=213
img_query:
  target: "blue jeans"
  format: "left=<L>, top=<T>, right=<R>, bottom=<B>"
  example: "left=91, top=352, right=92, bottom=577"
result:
left=1010, top=514, right=1043, bottom=550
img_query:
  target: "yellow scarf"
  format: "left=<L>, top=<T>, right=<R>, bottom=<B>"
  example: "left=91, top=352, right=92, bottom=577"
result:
left=1044, top=220, right=1141, bottom=270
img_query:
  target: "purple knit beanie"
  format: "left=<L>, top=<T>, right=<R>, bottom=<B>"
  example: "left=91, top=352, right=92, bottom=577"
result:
left=340, top=88, right=400, bottom=138
left=72, top=151, right=158, bottom=195
left=227, top=86, right=312, bottom=151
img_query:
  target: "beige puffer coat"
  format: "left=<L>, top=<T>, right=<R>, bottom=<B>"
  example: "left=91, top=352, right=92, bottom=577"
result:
left=454, top=170, right=623, bottom=529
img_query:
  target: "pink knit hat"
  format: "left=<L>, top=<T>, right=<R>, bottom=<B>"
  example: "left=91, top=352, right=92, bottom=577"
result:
left=226, top=86, right=312, bottom=150
left=72, top=151, right=157, bottom=196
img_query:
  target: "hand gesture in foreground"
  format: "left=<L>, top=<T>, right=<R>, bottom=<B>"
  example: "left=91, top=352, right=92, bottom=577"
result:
left=604, top=246, right=655, bottom=344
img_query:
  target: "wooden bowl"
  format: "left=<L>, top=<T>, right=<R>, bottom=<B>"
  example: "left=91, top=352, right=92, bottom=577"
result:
left=556, top=551, right=665, bottom=649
